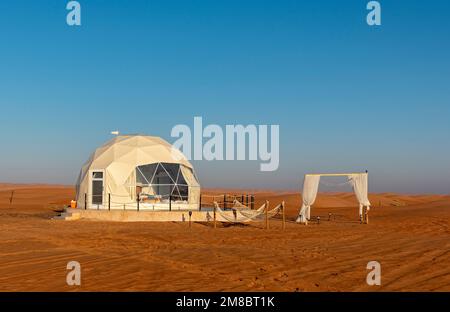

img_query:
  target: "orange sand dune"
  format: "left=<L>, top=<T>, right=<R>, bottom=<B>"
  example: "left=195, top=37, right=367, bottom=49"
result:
left=0, top=184, right=449, bottom=291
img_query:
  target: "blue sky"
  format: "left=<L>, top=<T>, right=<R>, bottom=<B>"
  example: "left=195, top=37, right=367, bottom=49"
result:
left=0, top=0, right=449, bottom=193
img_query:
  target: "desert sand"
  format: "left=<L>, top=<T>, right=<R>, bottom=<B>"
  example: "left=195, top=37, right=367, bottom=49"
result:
left=0, top=184, right=449, bottom=291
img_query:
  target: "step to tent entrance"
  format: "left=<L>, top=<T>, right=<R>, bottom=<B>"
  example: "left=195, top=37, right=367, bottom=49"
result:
left=53, top=211, right=81, bottom=221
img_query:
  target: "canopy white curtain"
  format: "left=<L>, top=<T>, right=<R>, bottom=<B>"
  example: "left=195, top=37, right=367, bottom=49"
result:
left=296, top=173, right=371, bottom=223
left=348, top=173, right=371, bottom=216
left=295, top=175, right=321, bottom=223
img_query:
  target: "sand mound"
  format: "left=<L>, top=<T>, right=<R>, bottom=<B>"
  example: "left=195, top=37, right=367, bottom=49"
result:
left=0, top=185, right=449, bottom=291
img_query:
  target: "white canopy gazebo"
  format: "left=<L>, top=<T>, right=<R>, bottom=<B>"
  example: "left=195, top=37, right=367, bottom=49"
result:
left=296, top=172, right=371, bottom=223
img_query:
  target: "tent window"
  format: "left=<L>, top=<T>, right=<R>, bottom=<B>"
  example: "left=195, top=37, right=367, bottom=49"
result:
left=92, top=172, right=103, bottom=179
left=91, top=171, right=104, bottom=205
left=92, top=181, right=103, bottom=204
left=136, top=163, right=189, bottom=201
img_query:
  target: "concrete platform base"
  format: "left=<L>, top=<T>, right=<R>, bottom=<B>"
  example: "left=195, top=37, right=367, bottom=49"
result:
left=58, top=208, right=241, bottom=222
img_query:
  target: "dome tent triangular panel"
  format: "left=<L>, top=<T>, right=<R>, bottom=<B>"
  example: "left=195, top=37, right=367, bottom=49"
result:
left=107, top=161, right=135, bottom=186
left=76, top=135, right=199, bottom=210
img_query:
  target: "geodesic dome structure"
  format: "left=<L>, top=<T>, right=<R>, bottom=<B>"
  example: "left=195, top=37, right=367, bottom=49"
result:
left=75, top=135, right=200, bottom=210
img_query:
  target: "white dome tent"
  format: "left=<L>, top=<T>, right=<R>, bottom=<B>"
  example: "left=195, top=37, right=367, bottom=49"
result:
left=75, top=135, right=200, bottom=211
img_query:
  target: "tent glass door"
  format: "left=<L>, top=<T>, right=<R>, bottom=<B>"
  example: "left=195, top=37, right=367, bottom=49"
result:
left=91, top=171, right=104, bottom=206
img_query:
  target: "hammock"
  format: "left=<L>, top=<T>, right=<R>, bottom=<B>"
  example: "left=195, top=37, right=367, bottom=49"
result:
left=214, top=202, right=265, bottom=222
left=231, top=199, right=250, bottom=210
left=241, top=203, right=283, bottom=220
left=213, top=201, right=283, bottom=223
